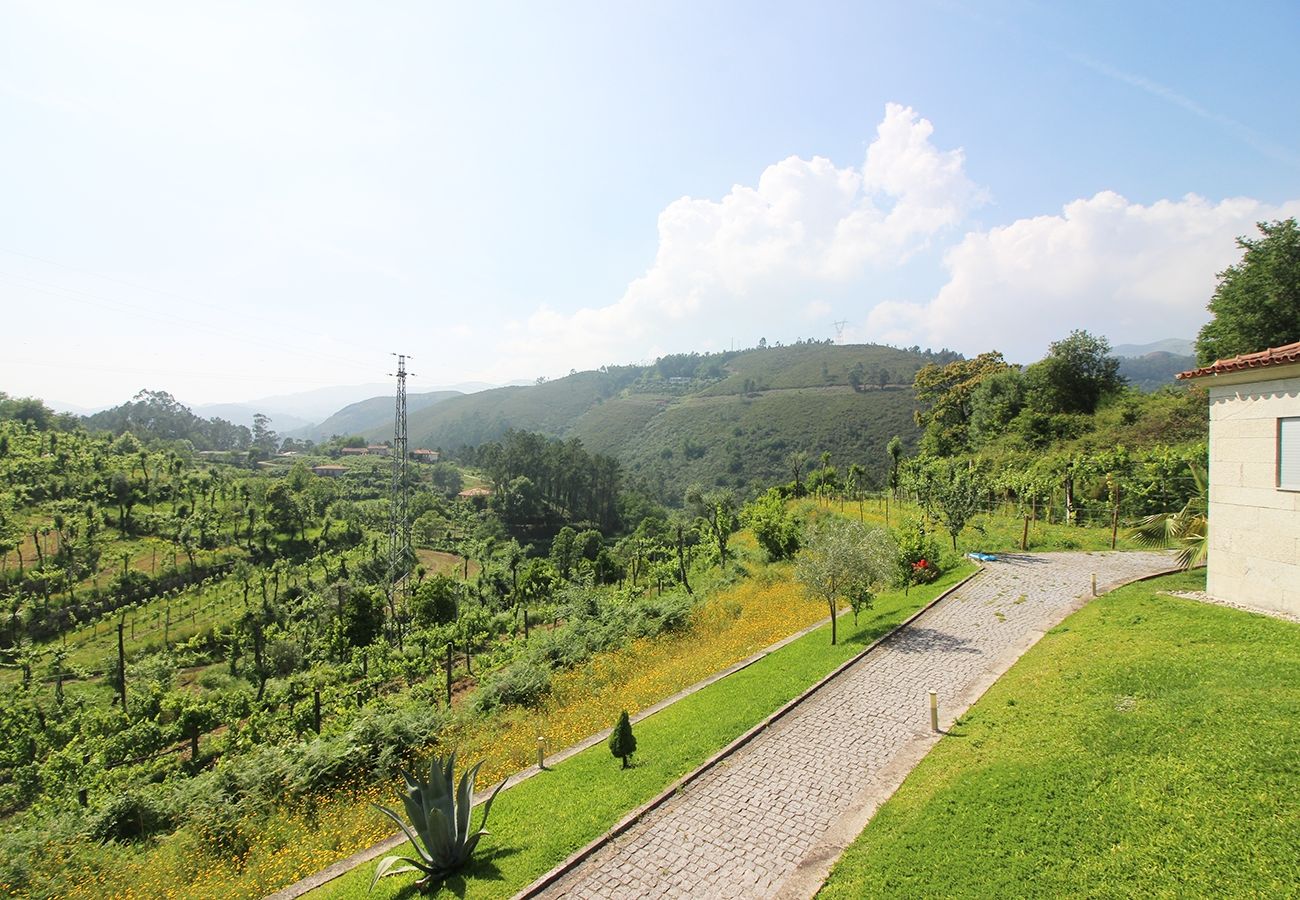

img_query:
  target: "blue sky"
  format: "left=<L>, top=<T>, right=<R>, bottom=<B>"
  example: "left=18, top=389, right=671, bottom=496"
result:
left=2, top=0, right=1298, bottom=409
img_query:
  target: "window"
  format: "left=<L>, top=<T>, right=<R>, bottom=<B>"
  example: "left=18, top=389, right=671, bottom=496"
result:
left=1280, top=417, right=1300, bottom=491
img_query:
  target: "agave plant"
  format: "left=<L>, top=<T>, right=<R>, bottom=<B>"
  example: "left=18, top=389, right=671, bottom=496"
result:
left=1129, top=464, right=1208, bottom=570
left=370, top=752, right=506, bottom=892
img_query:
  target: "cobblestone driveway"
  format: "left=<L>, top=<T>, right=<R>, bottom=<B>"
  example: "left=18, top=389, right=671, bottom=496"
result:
left=529, top=551, right=1173, bottom=899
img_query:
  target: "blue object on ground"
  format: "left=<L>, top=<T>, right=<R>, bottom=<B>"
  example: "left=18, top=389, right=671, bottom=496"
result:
left=966, top=552, right=999, bottom=562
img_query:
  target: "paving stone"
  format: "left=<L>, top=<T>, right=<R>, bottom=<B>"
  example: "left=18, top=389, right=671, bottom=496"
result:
left=533, top=552, right=1171, bottom=899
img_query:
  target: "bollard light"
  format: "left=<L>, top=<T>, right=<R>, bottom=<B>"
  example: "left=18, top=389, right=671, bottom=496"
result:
left=1091, top=573, right=1097, bottom=596
left=929, top=690, right=939, bottom=732
left=536, top=735, right=546, bottom=770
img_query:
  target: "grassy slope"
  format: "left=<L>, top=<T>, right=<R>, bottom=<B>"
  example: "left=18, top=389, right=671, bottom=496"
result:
left=312, top=566, right=975, bottom=900
left=819, top=569, right=1300, bottom=899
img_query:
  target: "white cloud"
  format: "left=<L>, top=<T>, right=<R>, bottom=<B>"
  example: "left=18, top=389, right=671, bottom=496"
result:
left=865, top=192, right=1300, bottom=362
left=499, top=103, right=983, bottom=376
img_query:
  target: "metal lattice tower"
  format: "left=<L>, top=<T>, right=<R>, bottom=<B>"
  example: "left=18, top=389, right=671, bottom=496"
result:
left=388, top=353, right=414, bottom=591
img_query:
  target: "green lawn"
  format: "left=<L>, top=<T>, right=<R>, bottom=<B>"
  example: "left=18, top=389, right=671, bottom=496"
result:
left=311, top=565, right=975, bottom=899
left=819, top=569, right=1300, bottom=899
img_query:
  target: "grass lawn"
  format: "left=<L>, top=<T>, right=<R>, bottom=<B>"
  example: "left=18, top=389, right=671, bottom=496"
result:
left=818, top=569, right=1300, bottom=899
left=311, top=565, right=975, bottom=900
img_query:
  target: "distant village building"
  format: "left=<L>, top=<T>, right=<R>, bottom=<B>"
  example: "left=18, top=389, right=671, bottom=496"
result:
left=339, top=447, right=368, bottom=456
left=410, top=448, right=440, bottom=462
left=457, top=486, right=492, bottom=502
left=312, top=464, right=347, bottom=478
left=366, top=444, right=391, bottom=456
left=1178, top=341, right=1300, bottom=617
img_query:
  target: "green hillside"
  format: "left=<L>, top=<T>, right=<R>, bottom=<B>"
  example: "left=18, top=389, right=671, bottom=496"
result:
left=592, top=385, right=919, bottom=500
left=385, top=344, right=936, bottom=501
left=696, top=343, right=932, bottom=395
left=307, top=389, right=461, bottom=442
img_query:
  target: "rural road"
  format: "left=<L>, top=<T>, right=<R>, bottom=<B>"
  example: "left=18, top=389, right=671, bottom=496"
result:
left=526, top=551, right=1174, bottom=899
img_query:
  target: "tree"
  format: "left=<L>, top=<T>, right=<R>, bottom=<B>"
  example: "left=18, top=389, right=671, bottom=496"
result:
left=886, top=435, right=904, bottom=499
left=685, top=486, right=738, bottom=568
left=786, top=450, right=810, bottom=496
left=913, top=352, right=1011, bottom=455
left=609, top=709, right=637, bottom=768
left=795, top=518, right=896, bottom=645
left=1024, top=330, right=1123, bottom=415
left=410, top=574, right=462, bottom=627
left=263, top=481, right=304, bottom=539
left=741, top=488, right=802, bottom=561
left=549, top=526, right=579, bottom=580
left=110, top=471, right=136, bottom=531
left=968, top=368, right=1027, bottom=447
left=1196, top=218, right=1300, bottom=364
left=251, top=413, right=278, bottom=455
left=907, top=458, right=984, bottom=551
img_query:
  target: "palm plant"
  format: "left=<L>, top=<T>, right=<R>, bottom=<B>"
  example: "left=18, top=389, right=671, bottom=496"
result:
left=1129, top=465, right=1208, bottom=569
left=370, top=752, right=506, bottom=892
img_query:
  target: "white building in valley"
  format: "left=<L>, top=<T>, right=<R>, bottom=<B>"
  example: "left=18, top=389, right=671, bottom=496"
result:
left=1178, top=341, right=1300, bottom=617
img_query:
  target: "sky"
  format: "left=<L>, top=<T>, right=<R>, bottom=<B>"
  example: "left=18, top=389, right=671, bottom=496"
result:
left=2, top=0, right=1299, bottom=410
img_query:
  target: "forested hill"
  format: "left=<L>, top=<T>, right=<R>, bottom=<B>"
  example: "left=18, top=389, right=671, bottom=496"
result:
left=371, top=343, right=952, bottom=500
left=297, top=389, right=462, bottom=442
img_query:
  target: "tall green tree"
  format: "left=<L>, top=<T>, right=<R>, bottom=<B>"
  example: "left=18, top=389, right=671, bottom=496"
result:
left=913, top=352, right=1011, bottom=455
left=1196, top=218, right=1300, bottom=363
left=1024, top=330, right=1123, bottom=415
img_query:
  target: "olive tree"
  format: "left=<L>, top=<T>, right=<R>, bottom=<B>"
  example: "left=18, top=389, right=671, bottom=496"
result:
left=795, top=518, right=896, bottom=645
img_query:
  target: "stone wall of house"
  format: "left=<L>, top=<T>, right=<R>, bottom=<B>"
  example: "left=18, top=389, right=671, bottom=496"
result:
left=1205, top=367, right=1300, bottom=616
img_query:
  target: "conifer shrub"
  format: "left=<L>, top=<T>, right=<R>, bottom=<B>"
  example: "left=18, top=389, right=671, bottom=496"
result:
left=608, top=710, right=637, bottom=768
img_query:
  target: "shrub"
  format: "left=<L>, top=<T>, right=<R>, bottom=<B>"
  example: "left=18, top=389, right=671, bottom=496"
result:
left=894, top=519, right=942, bottom=592
left=608, top=710, right=637, bottom=769
left=474, top=659, right=553, bottom=712
left=87, top=789, right=173, bottom=844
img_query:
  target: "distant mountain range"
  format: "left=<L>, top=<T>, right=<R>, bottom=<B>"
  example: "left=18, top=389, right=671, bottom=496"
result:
left=293, top=390, right=463, bottom=442
left=1111, top=338, right=1194, bottom=358
left=187, top=380, right=518, bottom=434
left=1108, top=337, right=1196, bottom=392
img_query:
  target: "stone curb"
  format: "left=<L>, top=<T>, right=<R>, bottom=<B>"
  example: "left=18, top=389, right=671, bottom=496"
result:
left=513, top=567, right=983, bottom=899
left=263, top=573, right=968, bottom=899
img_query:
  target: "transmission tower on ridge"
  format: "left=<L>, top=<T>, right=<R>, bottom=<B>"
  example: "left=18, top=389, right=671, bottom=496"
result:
left=833, top=320, right=848, bottom=344
left=388, top=353, right=414, bottom=594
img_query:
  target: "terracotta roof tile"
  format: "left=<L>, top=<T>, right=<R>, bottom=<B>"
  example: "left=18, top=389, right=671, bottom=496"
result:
left=1177, top=340, right=1300, bottom=379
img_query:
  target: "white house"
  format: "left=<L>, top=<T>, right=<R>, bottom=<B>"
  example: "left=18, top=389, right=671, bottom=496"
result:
left=1178, top=341, right=1300, bottom=617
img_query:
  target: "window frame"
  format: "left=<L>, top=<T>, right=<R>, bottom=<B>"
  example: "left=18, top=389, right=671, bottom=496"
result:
left=1279, top=416, right=1300, bottom=491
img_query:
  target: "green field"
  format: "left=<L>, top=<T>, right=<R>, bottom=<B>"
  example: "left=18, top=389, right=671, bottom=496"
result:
left=819, top=569, right=1300, bottom=898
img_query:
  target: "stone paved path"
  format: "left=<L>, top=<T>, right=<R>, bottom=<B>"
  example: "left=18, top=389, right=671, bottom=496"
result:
left=530, top=551, right=1173, bottom=900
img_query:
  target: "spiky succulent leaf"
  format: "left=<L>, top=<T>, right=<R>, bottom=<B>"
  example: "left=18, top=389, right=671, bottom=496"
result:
left=371, top=804, right=433, bottom=867
left=370, top=753, right=502, bottom=889
left=456, top=760, right=483, bottom=844
left=478, top=777, right=506, bottom=834
left=370, top=855, right=424, bottom=893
